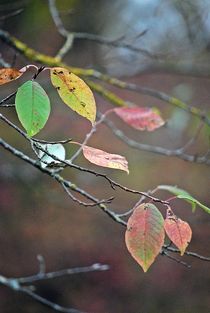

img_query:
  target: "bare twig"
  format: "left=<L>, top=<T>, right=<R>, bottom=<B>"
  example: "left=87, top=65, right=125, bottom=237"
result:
left=0, top=112, right=169, bottom=204
left=163, top=245, right=210, bottom=262
left=0, top=138, right=127, bottom=226
left=0, top=261, right=109, bottom=313
left=0, top=8, right=23, bottom=20
left=161, top=250, right=191, bottom=268
left=102, top=116, right=210, bottom=165
left=62, top=182, right=114, bottom=207
left=48, top=0, right=153, bottom=60
left=17, top=262, right=109, bottom=284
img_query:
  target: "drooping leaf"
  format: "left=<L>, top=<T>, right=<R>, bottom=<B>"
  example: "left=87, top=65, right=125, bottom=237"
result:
left=38, top=143, right=66, bottom=168
left=158, top=185, right=191, bottom=197
left=158, top=185, right=210, bottom=214
left=15, top=80, right=51, bottom=137
left=0, top=68, right=23, bottom=85
left=164, top=208, right=192, bottom=255
left=50, top=67, right=96, bottom=124
left=114, top=107, right=165, bottom=131
left=82, top=145, right=129, bottom=173
left=125, top=203, right=165, bottom=272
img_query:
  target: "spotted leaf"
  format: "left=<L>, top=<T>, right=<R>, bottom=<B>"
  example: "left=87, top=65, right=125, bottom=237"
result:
left=50, top=67, right=96, bottom=124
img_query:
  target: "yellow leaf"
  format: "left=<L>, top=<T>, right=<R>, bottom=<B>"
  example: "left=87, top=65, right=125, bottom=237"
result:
left=50, top=67, right=96, bottom=124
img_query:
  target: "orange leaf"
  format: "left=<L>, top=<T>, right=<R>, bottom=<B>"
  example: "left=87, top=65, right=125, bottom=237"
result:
left=82, top=145, right=129, bottom=173
left=164, top=208, right=192, bottom=256
left=125, top=203, right=165, bottom=272
left=114, top=107, right=164, bottom=131
left=0, top=68, right=23, bottom=85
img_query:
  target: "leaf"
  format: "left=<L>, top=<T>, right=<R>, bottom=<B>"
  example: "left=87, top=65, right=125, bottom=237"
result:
left=38, top=144, right=66, bottom=168
left=158, top=185, right=210, bottom=214
left=50, top=67, right=96, bottom=124
left=15, top=81, right=51, bottom=137
left=114, top=107, right=165, bottom=131
left=125, top=203, right=165, bottom=272
left=164, top=208, right=192, bottom=255
left=0, top=68, right=23, bottom=85
left=82, top=145, right=129, bottom=173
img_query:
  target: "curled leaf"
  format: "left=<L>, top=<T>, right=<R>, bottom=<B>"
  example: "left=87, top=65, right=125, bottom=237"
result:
left=38, top=144, right=66, bottom=168
left=114, top=107, right=164, bottom=131
left=164, top=208, right=192, bottom=256
left=125, top=203, right=165, bottom=272
left=158, top=185, right=210, bottom=214
left=82, top=145, right=129, bottom=173
left=50, top=67, right=96, bottom=124
left=0, top=68, right=23, bottom=85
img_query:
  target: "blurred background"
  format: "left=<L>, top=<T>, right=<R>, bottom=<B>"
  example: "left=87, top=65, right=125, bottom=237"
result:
left=0, top=0, right=210, bottom=312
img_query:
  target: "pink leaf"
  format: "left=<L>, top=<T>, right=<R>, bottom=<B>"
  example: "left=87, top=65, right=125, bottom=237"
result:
left=125, top=203, right=165, bottom=272
left=164, top=208, right=192, bottom=256
left=114, top=107, right=164, bottom=131
left=82, top=145, right=129, bottom=173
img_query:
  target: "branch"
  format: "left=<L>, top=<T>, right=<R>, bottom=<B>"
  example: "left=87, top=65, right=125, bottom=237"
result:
left=1, top=140, right=210, bottom=265
left=0, top=257, right=109, bottom=313
left=1, top=29, right=208, bottom=129
left=48, top=0, right=153, bottom=60
left=163, top=245, right=210, bottom=262
left=0, top=138, right=127, bottom=226
left=0, top=112, right=169, bottom=205
left=102, top=116, right=210, bottom=165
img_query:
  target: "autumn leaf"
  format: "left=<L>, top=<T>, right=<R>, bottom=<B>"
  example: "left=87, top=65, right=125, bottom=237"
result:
left=0, top=68, right=23, bottom=85
left=125, top=203, right=165, bottom=272
left=114, top=107, right=164, bottom=131
left=82, top=145, right=129, bottom=173
left=164, top=208, right=192, bottom=256
left=50, top=67, right=96, bottom=124
left=15, top=80, right=51, bottom=137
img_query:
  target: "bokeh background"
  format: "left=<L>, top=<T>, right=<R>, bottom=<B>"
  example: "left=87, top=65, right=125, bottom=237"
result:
left=0, top=1, right=210, bottom=312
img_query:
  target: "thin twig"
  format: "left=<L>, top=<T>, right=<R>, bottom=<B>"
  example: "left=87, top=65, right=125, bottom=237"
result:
left=62, top=182, right=114, bottom=207
left=102, top=116, right=210, bottom=165
left=17, top=263, right=109, bottom=284
left=48, top=0, right=153, bottom=59
left=161, top=250, right=191, bottom=268
left=0, top=261, right=109, bottom=313
left=0, top=138, right=127, bottom=226
left=163, top=245, right=210, bottom=261
left=0, top=112, right=168, bottom=204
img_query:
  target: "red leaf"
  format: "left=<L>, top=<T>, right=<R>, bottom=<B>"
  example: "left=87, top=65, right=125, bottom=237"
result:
left=164, top=208, right=192, bottom=256
left=0, top=68, right=23, bottom=85
left=125, top=203, right=165, bottom=272
left=114, top=107, right=164, bottom=131
left=82, top=145, right=129, bottom=173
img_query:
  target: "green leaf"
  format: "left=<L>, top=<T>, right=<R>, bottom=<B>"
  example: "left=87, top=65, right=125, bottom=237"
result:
left=159, top=185, right=210, bottom=214
left=125, top=203, right=165, bottom=272
left=50, top=67, right=96, bottom=125
left=15, top=81, right=51, bottom=137
left=38, top=143, right=66, bottom=168
left=158, top=185, right=191, bottom=197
